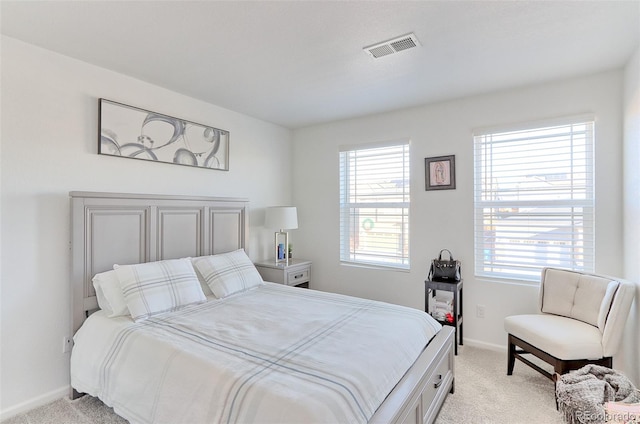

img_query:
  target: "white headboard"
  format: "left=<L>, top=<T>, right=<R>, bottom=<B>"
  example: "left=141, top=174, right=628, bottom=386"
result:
left=70, top=191, right=249, bottom=333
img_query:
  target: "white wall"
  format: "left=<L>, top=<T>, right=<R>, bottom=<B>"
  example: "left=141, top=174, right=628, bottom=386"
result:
left=0, top=36, right=292, bottom=417
left=292, top=70, right=631, bottom=362
left=622, top=45, right=640, bottom=385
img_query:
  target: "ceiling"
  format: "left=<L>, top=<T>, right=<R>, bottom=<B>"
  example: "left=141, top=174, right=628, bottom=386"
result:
left=1, top=1, right=639, bottom=129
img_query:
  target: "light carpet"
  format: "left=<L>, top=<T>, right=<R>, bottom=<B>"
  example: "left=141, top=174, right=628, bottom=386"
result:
left=436, top=345, right=562, bottom=424
left=2, top=345, right=563, bottom=424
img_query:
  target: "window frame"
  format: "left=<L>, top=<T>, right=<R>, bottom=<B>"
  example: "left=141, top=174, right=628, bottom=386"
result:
left=339, top=139, right=411, bottom=271
left=473, top=117, right=595, bottom=282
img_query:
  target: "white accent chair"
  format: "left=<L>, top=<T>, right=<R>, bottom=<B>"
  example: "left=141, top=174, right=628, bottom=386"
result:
left=504, top=268, right=636, bottom=380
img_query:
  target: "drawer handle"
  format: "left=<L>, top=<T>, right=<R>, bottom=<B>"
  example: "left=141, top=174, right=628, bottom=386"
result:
left=294, top=273, right=304, bottom=279
left=433, top=374, right=443, bottom=389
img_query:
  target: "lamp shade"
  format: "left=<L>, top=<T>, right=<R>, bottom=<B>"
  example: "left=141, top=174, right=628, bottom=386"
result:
left=265, top=206, right=298, bottom=230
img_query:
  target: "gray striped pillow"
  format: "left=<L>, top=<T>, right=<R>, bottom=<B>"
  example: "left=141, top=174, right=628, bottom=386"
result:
left=192, top=249, right=263, bottom=298
left=114, top=258, right=206, bottom=322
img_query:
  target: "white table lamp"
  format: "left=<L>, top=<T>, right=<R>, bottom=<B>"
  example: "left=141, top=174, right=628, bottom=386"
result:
left=265, top=206, right=298, bottom=265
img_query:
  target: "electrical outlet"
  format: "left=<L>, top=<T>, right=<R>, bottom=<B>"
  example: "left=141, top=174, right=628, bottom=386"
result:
left=62, top=336, right=73, bottom=353
left=476, top=304, right=486, bottom=318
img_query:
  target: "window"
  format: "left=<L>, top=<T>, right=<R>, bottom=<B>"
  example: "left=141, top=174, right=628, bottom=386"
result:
left=474, top=119, right=594, bottom=281
left=339, top=140, right=410, bottom=269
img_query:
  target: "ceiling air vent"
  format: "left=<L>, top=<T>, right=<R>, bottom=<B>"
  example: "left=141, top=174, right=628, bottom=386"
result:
left=363, top=33, right=420, bottom=59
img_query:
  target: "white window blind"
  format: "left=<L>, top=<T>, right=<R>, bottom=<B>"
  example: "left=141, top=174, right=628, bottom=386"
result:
left=339, top=141, right=410, bottom=269
left=474, top=120, right=594, bottom=281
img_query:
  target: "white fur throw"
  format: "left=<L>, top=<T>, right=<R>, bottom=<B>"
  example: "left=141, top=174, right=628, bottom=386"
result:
left=556, top=365, right=640, bottom=424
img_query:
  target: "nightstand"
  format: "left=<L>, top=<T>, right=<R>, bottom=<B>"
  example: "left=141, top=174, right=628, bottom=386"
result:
left=425, top=279, right=463, bottom=355
left=254, top=259, right=311, bottom=288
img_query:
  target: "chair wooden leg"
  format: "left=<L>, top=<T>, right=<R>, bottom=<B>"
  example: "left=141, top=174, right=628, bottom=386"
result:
left=552, top=373, right=560, bottom=410
left=555, top=361, right=569, bottom=376
left=507, top=335, right=516, bottom=375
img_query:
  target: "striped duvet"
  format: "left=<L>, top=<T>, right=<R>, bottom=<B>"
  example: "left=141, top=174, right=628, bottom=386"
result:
left=71, top=283, right=441, bottom=424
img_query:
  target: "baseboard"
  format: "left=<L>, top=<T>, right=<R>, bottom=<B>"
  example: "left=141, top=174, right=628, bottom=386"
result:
left=0, top=385, right=70, bottom=421
left=462, top=337, right=505, bottom=353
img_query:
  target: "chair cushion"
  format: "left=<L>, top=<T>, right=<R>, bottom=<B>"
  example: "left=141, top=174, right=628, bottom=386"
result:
left=540, top=268, right=619, bottom=331
left=504, top=314, right=604, bottom=360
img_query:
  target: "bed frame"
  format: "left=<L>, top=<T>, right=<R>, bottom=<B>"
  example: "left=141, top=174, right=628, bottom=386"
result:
left=70, top=191, right=454, bottom=424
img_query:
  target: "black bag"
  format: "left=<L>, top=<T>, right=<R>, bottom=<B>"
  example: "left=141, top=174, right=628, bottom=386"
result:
left=428, top=249, right=461, bottom=282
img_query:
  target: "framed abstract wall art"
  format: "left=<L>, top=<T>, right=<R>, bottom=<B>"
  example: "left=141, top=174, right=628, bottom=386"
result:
left=425, top=155, right=456, bottom=190
left=98, top=99, right=229, bottom=171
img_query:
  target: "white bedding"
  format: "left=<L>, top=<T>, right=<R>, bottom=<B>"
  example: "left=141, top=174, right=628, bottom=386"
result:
left=71, top=283, right=441, bottom=424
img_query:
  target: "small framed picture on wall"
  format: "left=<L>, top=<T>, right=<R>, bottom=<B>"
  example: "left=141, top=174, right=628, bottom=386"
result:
left=425, top=155, right=456, bottom=190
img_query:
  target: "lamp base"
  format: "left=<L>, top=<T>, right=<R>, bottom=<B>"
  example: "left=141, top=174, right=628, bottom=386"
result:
left=274, top=230, right=289, bottom=266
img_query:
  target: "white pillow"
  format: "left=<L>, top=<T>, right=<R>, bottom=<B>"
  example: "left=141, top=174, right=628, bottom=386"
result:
left=92, top=270, right=129, bottom=317
left=114, top=258, right=206, bottom=322
left=190, top=258, right=214, bottom=297
left=191, top=249, right=263, bottom=298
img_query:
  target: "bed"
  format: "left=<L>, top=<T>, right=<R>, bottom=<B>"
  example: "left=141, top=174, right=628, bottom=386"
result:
left=69, top=191, right=454, bottom=424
